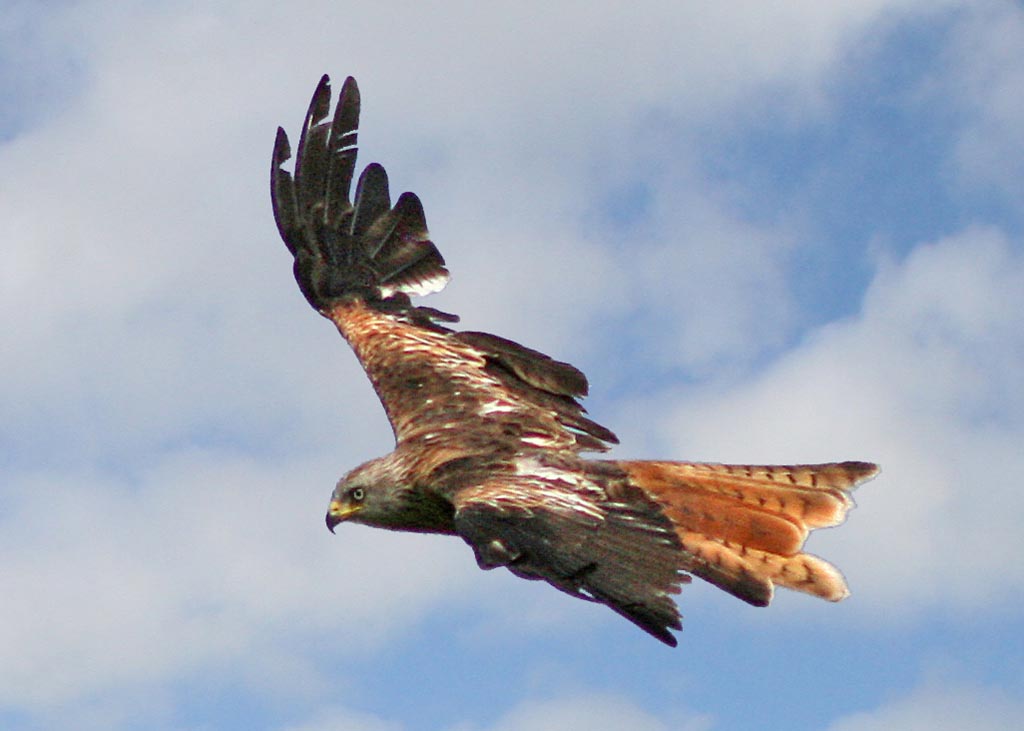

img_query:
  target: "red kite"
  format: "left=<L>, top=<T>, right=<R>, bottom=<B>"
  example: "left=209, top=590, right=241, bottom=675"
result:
left=270, top=75, right=878, bottom=646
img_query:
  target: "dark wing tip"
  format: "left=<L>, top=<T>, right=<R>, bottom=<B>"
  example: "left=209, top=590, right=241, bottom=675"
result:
left=273, top=126, right=291, bottom=162
left=271, top=74, right=452, bottom=320
left=313, top=74, right=332, bottom=110
left=612, top=602, right=680, bottom=647
left=271, top=127, right=298, bottom=254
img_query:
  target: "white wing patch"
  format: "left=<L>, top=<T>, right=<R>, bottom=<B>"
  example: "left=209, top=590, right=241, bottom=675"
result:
left=378, top=268, right=450, bottom=299
left=479, top=398, right=518, bottom=415
left=511, top=456, right=606, bottom=520
left=513, top=456, right=576, bottom=482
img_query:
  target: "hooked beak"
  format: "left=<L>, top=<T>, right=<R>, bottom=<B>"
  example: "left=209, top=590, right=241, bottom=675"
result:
left=325, top=499, right=359, bottom=533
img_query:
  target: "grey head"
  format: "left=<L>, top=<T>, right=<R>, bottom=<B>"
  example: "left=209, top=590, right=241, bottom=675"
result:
left=324, top=455, right=456, bottom=534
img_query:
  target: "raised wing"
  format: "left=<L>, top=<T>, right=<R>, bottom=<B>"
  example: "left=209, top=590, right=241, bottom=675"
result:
left=271, top=75, right=450, bottom=310
left=451, top=457, right=689, bottom=646
left=271, top=75, right=617, bottom=454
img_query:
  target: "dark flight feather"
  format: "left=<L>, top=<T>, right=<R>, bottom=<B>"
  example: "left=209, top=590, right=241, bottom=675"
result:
left=271, top=75, right=450, bottom=314
left=452, top=463, right=687, bottom=646
left=454, top=331, right=590, bottom=398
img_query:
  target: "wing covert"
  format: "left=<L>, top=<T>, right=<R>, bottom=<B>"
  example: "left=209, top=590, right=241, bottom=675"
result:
left=328, top=298, right=616, bottom=453
left=272, top=75, right=617, bottom=454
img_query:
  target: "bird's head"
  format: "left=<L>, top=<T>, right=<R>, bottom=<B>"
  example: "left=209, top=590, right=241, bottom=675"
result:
left=325, top=455, right=456, bottom=534
left=325, top=459, right=398, bottom=532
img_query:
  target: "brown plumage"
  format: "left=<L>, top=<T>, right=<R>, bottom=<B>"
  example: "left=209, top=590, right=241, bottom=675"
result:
left=270, top=75, right=879, bottom=647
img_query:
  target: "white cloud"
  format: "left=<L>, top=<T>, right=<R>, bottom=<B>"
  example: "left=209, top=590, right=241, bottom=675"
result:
left=944, top=0, right=1024, bottom=198
left=652, top=226, right=1024, bottom=614
left=280, top=680, right=1024, bottom=731
left=614, top=177, right=802, bottom=372
left=456, top=694, right=712, bottom=731
left=280, top=706, right=403, bottom=731
left=275, top=694, right=713, bottom=731
left=827, top=680, right=1024, bottom=731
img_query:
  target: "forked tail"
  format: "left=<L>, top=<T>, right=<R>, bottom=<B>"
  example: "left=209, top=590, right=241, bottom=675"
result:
left=619, top=460, right=879, bottom=606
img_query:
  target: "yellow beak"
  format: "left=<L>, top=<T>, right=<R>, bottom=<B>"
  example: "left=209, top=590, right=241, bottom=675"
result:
left=325, top=499, right=361, bottom=533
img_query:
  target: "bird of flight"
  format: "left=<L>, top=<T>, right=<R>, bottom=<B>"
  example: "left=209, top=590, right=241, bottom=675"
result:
left=270, top=75, right=878, bottom=647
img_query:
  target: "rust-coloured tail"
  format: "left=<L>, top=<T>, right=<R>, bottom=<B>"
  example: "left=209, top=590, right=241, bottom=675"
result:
left=618, top=460, right=879, bottom=606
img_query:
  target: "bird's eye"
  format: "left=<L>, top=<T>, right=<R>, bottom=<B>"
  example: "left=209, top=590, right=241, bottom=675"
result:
left=349, top=487, right=365, bottom=502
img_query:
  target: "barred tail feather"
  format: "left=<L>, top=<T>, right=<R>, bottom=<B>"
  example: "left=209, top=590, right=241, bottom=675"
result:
left=621, top=460, right=878, bottom=606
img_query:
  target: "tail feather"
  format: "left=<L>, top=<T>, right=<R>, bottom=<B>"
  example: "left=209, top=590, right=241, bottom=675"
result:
left=620, top=460, right=878, bottom=605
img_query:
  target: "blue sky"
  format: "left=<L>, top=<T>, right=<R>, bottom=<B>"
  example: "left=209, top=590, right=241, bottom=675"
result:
left=2, top=1, right=1023, bottom=730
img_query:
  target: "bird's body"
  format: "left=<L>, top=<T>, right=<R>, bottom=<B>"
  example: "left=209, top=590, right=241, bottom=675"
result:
left=271, top=75, right=878, bottom=646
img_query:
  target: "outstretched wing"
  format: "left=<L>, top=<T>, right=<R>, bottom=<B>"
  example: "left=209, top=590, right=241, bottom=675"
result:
left=271, top=75, right=616, bottom=455
left=451, top=458, right=689, bottom=646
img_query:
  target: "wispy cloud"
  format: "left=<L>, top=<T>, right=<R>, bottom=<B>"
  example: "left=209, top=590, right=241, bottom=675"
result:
left=827, top=678, right=1024, bottom=731
left=943, top=0, right=1024, bottom=200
